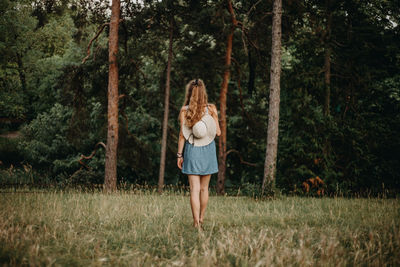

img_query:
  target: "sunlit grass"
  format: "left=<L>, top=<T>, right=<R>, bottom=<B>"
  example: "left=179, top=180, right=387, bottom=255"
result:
left=0, top=190, right=399, bottom=266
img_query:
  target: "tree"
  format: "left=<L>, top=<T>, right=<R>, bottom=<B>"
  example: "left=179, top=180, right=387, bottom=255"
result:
left=158, top=17, right=173, bottom=193
left=262, top=0, right=282, bottom=195
left=217, top=0, right=239, bottom=195
left=1, top=0, right=398, bottom=195
left=0, top=0, right=36, bottom=120
left=323, top=0, right=332, bottom=117
left=104, top=0, right=120, bottom=192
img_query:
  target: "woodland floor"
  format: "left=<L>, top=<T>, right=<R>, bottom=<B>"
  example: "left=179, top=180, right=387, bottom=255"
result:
left=0, top=190, right=399, bottom=266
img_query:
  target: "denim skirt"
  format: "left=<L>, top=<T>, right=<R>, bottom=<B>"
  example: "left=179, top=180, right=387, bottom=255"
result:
left=182, top=140, right=219, bottom=175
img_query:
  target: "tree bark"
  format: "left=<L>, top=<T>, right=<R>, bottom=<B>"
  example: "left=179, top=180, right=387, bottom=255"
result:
left=324, top=47, right=331, bottom=116
left=324, top=3, right=332, bottom=116
left=158, top=18, right=173, bottom=193
left=247, top=49, right=255, bottom=95
left=216, top=0, right=238, bottom=195
left=323, top=1, right=332, bottom=160
left=217, top=31, right=233, bottom=195
left=104, top=0, right=120, bottom=193
left=261, top=0, right=282, bottom=195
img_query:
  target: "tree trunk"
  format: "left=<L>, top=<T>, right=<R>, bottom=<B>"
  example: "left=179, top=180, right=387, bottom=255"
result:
left=217, top=30, right=233, bottom=195
left=104, top=0, right=120, bottom=193
left=216, top=0, right=238, bottom=195
left=324, top=47, right=331, bottom=116
left=158, top=18, right=173, bottom=193
left=323, top=1, right=332, bottom=159
left=324, top=3, right=332, bottom=116
left=261, top=0, right=282, bottom=195
left=247, top=48, right=255, bottom=95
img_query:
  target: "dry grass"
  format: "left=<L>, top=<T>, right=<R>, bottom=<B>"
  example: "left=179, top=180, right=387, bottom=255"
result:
left=0, top=190, right=399, bottom=266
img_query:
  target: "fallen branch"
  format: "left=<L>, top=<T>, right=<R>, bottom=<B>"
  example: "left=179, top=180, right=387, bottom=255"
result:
left=226, top=149, right=257, bottom=167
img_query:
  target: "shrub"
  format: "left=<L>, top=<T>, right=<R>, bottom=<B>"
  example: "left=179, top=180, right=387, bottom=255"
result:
left=18, top=103, right=79, bottom=180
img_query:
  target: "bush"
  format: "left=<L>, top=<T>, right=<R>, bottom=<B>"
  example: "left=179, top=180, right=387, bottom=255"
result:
left=18, top=103, right=79, bottom=180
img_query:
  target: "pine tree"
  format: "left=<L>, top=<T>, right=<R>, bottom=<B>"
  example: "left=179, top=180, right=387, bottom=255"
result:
left=262, top=0, right=282, bottom=196
left=104, top=0, right=120, bottom=193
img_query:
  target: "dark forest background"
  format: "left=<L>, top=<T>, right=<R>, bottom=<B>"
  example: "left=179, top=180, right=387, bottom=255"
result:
left=1, top=0, right=399, bottom=195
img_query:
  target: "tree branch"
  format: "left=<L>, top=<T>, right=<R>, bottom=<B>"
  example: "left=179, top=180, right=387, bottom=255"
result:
left=231, top=57, right=253, bottom=123
left=332, top=39, right=346, bottom=47
left=227, top=0, right=239, bottom=26
left=226, top=149, right=257, bottom=167
left=247, top=0, right=262, bottom=16
left=82, top=23, right=109, bottom=64
left=130, top=59, right=148, bottom=83
left=79, top=142, right=106, bottom=169
left=259, top=12, right=273, bottom=21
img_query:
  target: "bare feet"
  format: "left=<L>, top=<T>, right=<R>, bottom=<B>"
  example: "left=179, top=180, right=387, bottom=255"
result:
left=193, top=222, right=204, bottom=231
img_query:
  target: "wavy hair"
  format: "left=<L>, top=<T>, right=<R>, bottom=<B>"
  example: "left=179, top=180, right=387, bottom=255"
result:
left=183, top=79, right=208, bottom=128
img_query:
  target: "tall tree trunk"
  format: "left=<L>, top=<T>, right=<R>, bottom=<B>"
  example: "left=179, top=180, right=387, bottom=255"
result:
left=217, top=31, right=233, bottom=195
left=324, top=47, right=331, bottom=116
left=261, top=0, right=282, bottom=195
left=216, top=0, right=238, bottom=195
left=104, top=0, right=120, bottom=193
left=324, top=3, right=332, bottom=116
left=16, top=53, right=28, bottom=116
left=323, top=1, right=332, bottom=160
left=158, top=18, right=173, bottom=193
left=247, top=48, right=255, bottom=95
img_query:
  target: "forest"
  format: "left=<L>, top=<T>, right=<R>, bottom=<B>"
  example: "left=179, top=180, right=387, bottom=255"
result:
left=1, top=0, right=399, bottom=196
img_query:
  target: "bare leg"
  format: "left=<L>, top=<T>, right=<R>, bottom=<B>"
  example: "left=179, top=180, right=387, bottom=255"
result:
left=199, top=174, right=211, bottom=224
left=188, top=175, right=201, bottom=227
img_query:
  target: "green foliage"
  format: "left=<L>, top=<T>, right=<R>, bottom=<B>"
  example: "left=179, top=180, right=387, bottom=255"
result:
left=0, top=0, right=398, bottom=194
left=62, top=169, right=104, bottom=188
left=18, top=103, right=78, bottom=179
left=0, top=137, right=24, bottom=164
left=0, top=0, right=37, bottom=119
left=33, top=13, right=76, bottom=57
left=0, top=162, right=54, bottom=186
left=272, top=0, right=400, bottom=194
left=0, top=89, right=27, bottom=119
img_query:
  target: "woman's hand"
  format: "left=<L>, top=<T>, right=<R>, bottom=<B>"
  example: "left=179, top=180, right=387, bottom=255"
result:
left=177, top=157, right=184, bottom=169
left=177, top=108, right=186, bottom=170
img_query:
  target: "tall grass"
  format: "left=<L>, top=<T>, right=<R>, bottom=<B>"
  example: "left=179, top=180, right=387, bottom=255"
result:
left=0, top=190, right=399, bottom=266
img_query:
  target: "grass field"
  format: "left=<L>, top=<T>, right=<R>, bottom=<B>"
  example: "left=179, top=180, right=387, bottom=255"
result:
left=0, top=190, right=399, bottom=266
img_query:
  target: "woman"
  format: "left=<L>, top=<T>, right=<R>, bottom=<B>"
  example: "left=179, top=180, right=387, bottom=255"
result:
left=177, top=79, right=221, bottom=229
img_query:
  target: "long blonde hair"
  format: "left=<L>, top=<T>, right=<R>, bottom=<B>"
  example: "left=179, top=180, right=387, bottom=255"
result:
left=183, top=79, right=208, bottom=128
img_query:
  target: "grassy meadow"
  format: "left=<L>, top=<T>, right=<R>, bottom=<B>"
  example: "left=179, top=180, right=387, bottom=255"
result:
left=0, top=190, right=399, bottom=266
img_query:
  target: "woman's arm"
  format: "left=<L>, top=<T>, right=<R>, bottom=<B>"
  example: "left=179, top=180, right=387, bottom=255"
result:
left=177, top=108, right=186, bottom=169
left=209, top=104, right=221, bottom=136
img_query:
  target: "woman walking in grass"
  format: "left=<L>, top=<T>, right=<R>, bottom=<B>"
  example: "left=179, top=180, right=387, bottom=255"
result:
left=177, top=79, right=221, bottom=229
